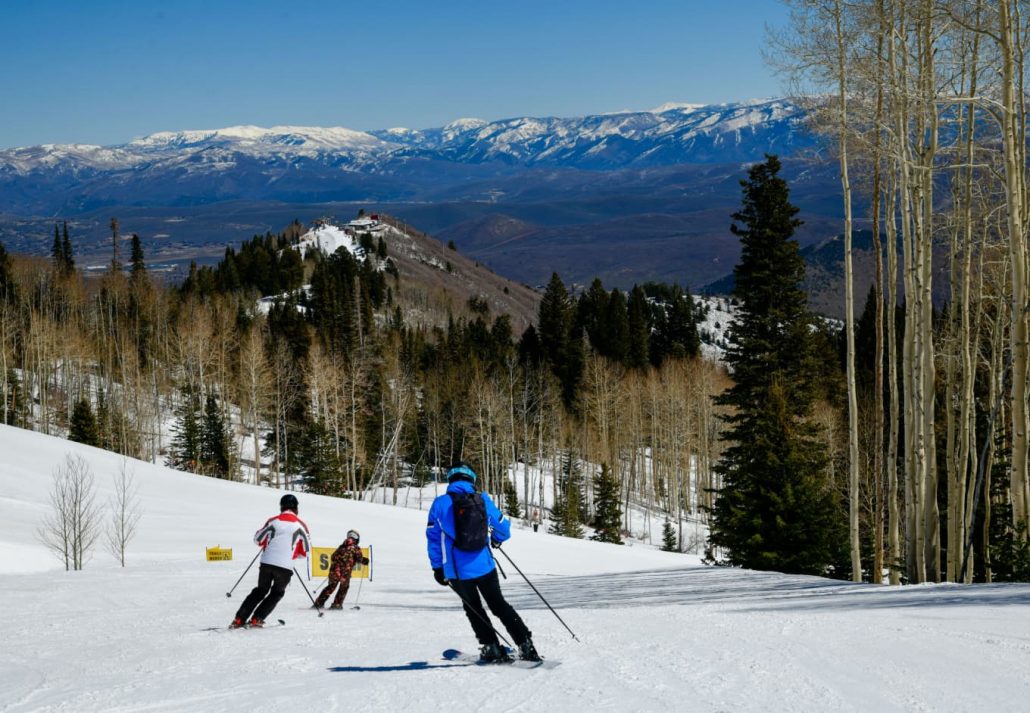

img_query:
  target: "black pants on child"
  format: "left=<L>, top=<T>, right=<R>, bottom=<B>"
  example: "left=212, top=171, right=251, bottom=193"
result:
left=450, top=569, right=530, bottom=647
left=236, top=563, right=293, bottom=622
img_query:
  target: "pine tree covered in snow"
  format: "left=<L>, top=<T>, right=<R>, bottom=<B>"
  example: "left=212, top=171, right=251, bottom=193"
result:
left=708, top=155, right=847, bottom=577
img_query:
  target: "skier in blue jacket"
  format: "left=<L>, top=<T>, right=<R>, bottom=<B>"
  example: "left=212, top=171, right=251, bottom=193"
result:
left=426, top=462, right=541, bottom=662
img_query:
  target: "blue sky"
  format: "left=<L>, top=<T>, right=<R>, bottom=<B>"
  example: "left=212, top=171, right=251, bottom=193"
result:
left=0, top=0, right=790, bottom=148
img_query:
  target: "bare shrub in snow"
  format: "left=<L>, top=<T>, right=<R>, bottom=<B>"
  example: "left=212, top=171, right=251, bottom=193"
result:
left=37, top=454, right=102, bottom=570
left=107, top=459, right=142, bottom=566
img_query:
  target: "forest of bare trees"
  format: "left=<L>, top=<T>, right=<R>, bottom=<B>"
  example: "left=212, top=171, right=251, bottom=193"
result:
left=777, top=0, right=1030, bottom=583
left=0, top=223, right=725, bottom=553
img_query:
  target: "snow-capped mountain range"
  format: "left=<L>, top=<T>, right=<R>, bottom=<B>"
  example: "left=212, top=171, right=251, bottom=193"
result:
left=370, top=98, right=807, bottom=166
left=0, top=99, right=815, bottom=214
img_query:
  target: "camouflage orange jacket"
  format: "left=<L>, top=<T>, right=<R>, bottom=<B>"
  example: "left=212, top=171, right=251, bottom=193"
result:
left=329, top=540, right=366, bottom=580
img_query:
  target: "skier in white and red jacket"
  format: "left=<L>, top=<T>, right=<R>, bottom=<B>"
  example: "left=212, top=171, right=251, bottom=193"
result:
left=231, top=494, right=310, bottom=628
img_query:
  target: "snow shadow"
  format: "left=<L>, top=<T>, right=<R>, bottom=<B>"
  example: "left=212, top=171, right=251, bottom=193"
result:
left=496, top=566, right=1030, bottom=614
left=328, top=661, right=470, bottom=673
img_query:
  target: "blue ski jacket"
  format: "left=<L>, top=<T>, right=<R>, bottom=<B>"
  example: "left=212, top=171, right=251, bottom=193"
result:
left=426, top=479, right=510, bottom=580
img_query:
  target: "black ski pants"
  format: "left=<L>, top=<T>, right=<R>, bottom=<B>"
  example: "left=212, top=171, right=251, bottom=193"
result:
left=236, top=563, right=293, bottom=622
left=450, top=569, right=531, bottom=647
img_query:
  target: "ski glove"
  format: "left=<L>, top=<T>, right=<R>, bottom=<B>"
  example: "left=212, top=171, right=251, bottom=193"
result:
left=433, top=567, right=448, bottom=586
left=490, top=538, right=502, bottom=549
left=362, top=557, right=370, bottom=565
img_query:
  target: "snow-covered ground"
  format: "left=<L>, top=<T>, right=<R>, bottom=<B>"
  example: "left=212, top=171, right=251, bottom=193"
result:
left=3, top=424, right=1030, bottom=712
left=295, top=223, right=366, bottom=260
left=695, top=294, right=735, bottom=362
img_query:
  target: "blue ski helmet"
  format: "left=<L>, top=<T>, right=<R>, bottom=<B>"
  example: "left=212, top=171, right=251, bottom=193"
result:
left=446, top=462, right=477, bottom=484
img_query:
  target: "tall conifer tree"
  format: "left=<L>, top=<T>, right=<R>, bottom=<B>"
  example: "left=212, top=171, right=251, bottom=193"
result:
left=61, top=222, right=74, bottom=273
left=69, top=398, right=100, bottom=447
left=0, top=241, right=14, bottom=303
left=130, top=234, right=146, bottom=278
left=200, top=392, right=231, bottom=478
left=591, top=463, right=623, bottom=544
left=51, top=224, right=64, bottom=271
left=626, top=285, right=650, bottom=370
left=708, top=155, right=847, bottom=576
left=537, top=273, right=583, bottom=408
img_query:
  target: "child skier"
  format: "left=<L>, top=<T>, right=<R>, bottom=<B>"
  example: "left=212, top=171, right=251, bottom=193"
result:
left=231, top=493, right=310, bottom=628
left=426, top=462, right=541, bottom=662
left=314, top=529, right=369, bottom=609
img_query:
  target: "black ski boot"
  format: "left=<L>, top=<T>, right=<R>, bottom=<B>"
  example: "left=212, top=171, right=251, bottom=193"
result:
left=517, top=639, right=542, bottom=662
left=479, top=643, right=512, bottom=663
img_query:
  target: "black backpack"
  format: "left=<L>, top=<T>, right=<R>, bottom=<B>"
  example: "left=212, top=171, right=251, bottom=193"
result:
left=449, top=491, right=489, bottom=551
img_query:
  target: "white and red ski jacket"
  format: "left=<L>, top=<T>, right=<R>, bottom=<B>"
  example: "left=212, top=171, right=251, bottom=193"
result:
left=254, top=512, right=310, bottom=570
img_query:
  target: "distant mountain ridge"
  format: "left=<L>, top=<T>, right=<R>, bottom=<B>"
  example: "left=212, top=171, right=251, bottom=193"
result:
left=0, top=99, right=816, bottom=214
left=0, top=98, right=848, bottom=304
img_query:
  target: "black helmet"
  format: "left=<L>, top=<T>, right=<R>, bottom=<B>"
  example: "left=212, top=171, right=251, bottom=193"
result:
left=280, top=493, right=298, bottom=512
left=446, top=461, right=477, bottom=484
left=346, top=529, right=360, bottom=543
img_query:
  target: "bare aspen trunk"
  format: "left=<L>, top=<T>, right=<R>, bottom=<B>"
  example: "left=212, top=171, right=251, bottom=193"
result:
left=829, top=0, right=863, bottom=582
left=999, top=0, right=1030, bottom=533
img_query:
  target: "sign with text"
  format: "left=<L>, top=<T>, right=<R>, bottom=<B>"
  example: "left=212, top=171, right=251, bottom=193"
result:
left=310, top=545, right=372, bottom=580
left=206, top=546, right=233, bottom=561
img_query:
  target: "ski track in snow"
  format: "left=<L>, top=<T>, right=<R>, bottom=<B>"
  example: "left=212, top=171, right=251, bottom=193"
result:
left=3, top=424, right=1030, bottom=712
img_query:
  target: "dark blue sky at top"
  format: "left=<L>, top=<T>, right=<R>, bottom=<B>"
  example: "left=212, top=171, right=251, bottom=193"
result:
left=0, top=0, right=791, bottom=148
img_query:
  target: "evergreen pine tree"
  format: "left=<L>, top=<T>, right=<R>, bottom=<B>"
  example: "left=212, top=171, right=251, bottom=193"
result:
left=51, top=224, right=64, bottom=271
left=537, top=273, right=583, bottom=408
left=661, top=520, right=679, bottom=552
left=603, top=289, right=630, bottom=362
left=110, top=217, right=122, bottom=273
left=591, top=463, right=623, bottom=544
left=61, top=222, right=74, bottom=274
left=503, top=477, right=522, bottom=519
left=549, top=452, right=584, bottom=538
left=577, top=278, right=610, bottom=352
left=68, top=397, right=100, bottom=447
left=0, top=241, right=15, bottom=304
left=169, top=389, right=201, bottom=472
left=298, top=419, right=344, bottom=495
left=200, top=392, right=231, bottom=478
left=626, top=285, right=651, bottom=370
left=708, top=155, right=847, bottom=576
left=130, top=234, right=146, bottom=278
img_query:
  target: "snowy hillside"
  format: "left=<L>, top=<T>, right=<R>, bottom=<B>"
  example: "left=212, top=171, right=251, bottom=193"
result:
left=4, top=425, right=1030, bottom=712
left=294, top=222, right=366, bottom=259
left=695, top=294, right=736, bottom=362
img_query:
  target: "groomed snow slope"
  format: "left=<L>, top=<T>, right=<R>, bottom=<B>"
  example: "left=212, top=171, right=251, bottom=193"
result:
left=2, top=425, right=1030, bottom=712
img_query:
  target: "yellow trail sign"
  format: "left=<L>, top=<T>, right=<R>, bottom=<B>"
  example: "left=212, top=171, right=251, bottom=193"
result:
left=206, top=546, right=233, bottom=561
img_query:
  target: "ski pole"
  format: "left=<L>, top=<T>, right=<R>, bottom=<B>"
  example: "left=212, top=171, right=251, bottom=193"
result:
left=226, top=550, right=261, bottom=598
left=293, top=567, right=325, bottom=617
left=494, top=553, right=507, bottom=579
left=352, top=576, right=364, bottom=610
left=495, top=545, right=580, bottom=642
left=446, top=581, right=514, bottom=649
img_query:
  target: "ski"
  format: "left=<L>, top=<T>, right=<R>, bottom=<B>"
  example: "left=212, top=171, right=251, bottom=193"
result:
left=203, top=619, right=286, bottom=632
left=441, top=648, right=559, bottom=670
